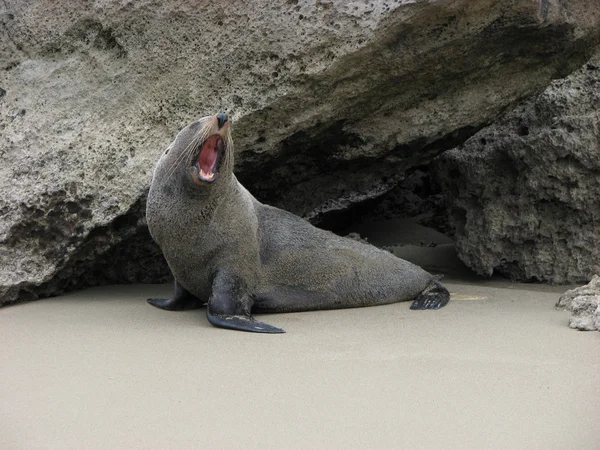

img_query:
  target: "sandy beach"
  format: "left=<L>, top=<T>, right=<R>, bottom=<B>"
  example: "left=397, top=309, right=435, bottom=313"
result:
left=2, top=278, right=599, bottom=449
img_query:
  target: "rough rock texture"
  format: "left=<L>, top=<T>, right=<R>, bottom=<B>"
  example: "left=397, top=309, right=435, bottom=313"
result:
left=1, top=0, right=600, bottom=304
left=434, top=51, right=600, bottom=284
left=557, top=275, right=600, bottom=331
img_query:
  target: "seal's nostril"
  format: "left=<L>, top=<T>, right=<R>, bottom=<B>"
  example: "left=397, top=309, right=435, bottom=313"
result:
left=217, top=113, right=228, bottom=129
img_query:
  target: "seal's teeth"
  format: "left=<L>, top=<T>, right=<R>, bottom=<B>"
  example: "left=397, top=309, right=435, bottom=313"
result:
left=199, top=168, right=215, bottom=180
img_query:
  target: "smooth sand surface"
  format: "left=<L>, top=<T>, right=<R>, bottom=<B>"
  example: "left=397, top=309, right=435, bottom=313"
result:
left=2, top=281, right=599, bottom=450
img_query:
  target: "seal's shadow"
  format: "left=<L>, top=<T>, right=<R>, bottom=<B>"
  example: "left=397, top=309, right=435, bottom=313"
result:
left=145, top=303, right=214, bottom=329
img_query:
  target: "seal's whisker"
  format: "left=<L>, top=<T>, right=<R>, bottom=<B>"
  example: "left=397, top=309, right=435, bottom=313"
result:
left=164, top=121, right=210, bottom=181
left=165, top=134, right=200, bottom=181
left=225, top=127, right=234, bottom=166
left=178, top=124, right=209, bottom=173
left=165, top=141, right=195, bottom=181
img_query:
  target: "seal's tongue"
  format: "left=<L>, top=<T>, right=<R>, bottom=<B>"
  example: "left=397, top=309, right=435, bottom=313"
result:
left=198, top=135, right=221, bottom=180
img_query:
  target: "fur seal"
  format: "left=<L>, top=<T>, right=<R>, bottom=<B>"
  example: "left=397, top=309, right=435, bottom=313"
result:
left=146, top=113, right=450, bottom=333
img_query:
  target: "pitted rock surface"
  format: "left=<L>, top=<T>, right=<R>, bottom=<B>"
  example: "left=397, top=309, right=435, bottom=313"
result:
left=557, top=276, right=600, bottom=331
left=434, top=51, right=600, bottom=284
left=1, top=0, right=600, bottom=303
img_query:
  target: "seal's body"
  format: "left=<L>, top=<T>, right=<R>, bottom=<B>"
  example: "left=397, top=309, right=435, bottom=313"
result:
left=147, top=114, right=449, bottom=333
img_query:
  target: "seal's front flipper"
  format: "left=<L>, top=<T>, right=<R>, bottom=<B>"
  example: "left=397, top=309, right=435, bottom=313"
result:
left=206, top=269, right=285, bottom=333
left=410, top=280, right=450, bottom=310
left=147, top=279, right=204, bottom=311
left=206, top=311, right=285, bottom=333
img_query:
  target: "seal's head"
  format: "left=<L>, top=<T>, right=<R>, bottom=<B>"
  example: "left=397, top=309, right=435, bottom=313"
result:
left=155, top=113, right=234, bottom=190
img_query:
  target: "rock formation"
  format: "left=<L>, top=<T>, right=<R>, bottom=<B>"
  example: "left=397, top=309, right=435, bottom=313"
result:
left=557, top=276, right=600, bottom=331
left=1, top=0, right=600, bottom=303
left=434, top=51, right=600, bottom=284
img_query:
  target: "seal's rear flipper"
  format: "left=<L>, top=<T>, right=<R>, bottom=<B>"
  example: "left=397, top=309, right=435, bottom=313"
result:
left=206, top=310, right=285, bottom=333
left=410, top=280, right=450, bottom=310
left=147, top=279, right=204, bottom=311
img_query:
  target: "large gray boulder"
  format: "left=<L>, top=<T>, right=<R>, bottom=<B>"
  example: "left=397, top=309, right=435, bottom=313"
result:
left=1, top=0, right=600, bottom=304
left=434, top=51, right=600, bottom=284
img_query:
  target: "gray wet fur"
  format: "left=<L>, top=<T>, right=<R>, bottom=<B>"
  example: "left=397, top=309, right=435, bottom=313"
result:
left=146, top=115, right=449, bottom=332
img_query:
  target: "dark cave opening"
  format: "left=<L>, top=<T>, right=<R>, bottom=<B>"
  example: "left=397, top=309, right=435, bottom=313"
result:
left=314, top=164, right=453, bottom=238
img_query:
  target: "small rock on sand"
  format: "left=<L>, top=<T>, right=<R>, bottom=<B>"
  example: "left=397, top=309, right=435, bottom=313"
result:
left=556, top=275, right=600, bottom=331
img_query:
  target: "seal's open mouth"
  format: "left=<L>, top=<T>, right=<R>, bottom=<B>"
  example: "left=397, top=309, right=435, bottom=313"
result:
left=193, top=135, right=223, bottom=183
